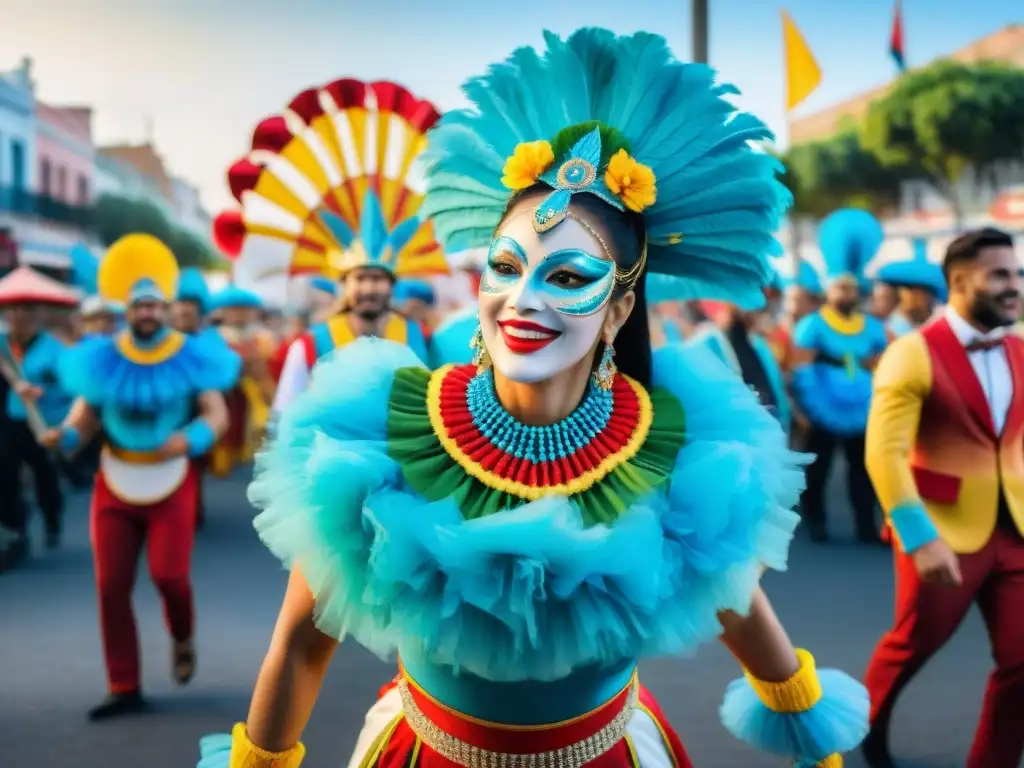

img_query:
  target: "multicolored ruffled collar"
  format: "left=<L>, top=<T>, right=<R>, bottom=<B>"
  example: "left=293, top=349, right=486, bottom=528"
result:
left=387, top=365, right=686, bottom=525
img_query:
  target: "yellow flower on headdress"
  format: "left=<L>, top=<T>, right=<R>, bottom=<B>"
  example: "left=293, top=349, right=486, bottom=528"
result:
left=604, top=149, right=657, bottom=213
left=501, top=140, right=555, bottom=190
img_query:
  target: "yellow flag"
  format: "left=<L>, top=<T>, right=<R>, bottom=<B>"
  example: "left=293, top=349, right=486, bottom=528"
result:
left=782, top=9, right=822, bottom=111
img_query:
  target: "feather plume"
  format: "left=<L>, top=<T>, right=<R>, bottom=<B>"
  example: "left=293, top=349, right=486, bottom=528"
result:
left=421, top=28, right=789, bottom=308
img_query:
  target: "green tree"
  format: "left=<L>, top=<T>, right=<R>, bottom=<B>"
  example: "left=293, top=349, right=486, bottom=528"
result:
left=92, top=193, right=174, bottom=247
left=92, top=193, right=220, bottom=269
left=861, top=59, right=1024, bottom=226
left=781, top=131, right=906, bottom=258
left=167, top=228, right=217, bottom=269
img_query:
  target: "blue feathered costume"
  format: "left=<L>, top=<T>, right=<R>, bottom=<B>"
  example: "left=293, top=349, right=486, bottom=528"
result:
left=198, top=29, right=867, bottom=768
left=791, top=209, right=889, bottom=437
left=56, top=234, right=240, bottom=719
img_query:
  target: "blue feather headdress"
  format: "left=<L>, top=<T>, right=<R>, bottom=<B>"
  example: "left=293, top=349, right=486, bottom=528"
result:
left=817, top=208, right=884, bottom=290
left=420, top=28, right=791, bottom=309
left=318, top=189, right=422, bottom=278
left=876, top=238, right=947, bottom=301
left=782, top=260, right=824, bottom=297
left=176, top=267, right=211, bottom=314
left=211, top=285, right=263, bottom=311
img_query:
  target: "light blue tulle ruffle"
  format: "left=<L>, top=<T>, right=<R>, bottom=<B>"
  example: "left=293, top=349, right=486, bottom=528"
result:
left=249, top=338, right=807, bottom=682
left=720, top=668, right=870, bottom=762
left=59, top=331, right=241, bottom=410
left=195, top=734, right=231, bottom=768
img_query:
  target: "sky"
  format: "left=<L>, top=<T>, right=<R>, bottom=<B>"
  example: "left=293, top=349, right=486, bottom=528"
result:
left=0, top=0, right=1018, bottom=217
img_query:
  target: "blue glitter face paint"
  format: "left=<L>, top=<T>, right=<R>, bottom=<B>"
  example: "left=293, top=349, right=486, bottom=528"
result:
left=478, top=207, right=617, bottom=384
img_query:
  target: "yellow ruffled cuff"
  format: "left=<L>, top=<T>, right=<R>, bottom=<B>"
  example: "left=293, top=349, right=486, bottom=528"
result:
left=743, top=648, right=822, bottom=714
left=816, top=755, right=842, bottom=767
left=229, top=723, right=305, bottom=768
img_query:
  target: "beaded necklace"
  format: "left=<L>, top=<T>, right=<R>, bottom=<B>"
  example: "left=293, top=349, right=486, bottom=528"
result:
left=465, top=371, right=614, bottom=463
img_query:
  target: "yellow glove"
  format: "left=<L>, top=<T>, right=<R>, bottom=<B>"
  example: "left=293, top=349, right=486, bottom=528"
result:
left=229, top=723, right=305, bottom=768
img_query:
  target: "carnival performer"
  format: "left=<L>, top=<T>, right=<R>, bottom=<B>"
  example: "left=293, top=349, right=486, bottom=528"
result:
left=775, top=260, right=824, bottom=371
left=211, top=78, right=448, bottom=413
left=687, top=301, right=791, bottom=433
left=875, top=239, right=947, bottom=338
left=393, top=278, right=437, bottom=333
left=197, top=29, right=868, bottom=768
left=0, top=271, right=77, bottom=550
left=791, top=209, right=889, bottom=544
left=172, top=267, right=211, bottom=336
left=208, top=285, right=275, bottom=476
left=173, top=268, right=219, bottom=530
left=80, top=296, right=123, bottom=337
left=41, top=234, right=240, bottom=720
left=862, top=228, right=1024, bottom=768
left=867, top=279, right=898, bottom=323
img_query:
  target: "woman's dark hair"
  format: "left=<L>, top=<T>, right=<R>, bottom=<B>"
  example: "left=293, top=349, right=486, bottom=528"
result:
left=499, top=185, right=653, bottom=388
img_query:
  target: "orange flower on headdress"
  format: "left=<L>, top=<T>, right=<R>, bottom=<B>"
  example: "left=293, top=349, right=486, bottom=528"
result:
left=604, top=149, right=657, bottom=213
left=501, top=140, right=555, bottom=190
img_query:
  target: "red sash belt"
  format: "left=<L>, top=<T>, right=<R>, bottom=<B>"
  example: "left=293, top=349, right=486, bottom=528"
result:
left=397, top=663, right=638, bottom=764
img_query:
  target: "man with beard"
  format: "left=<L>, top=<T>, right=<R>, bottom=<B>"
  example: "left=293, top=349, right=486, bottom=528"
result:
left=208, top=285, right=276, bottom=476
left=272, top=194, right=430, bottom=413
left=862, top=228, right=1024, bottom=768
left=41, top=235, right=239, bottom=720
left=790, top=209, right=889, bottom=544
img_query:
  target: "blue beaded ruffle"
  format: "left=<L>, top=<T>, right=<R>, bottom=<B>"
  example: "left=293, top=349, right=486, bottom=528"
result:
left=466, top=372, right=614, bottom=462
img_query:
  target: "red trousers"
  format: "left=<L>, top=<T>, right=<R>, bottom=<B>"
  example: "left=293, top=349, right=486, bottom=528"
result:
left=864, top=528, right=1024, bottom=768
left=90, top=465, right=198, bottom=693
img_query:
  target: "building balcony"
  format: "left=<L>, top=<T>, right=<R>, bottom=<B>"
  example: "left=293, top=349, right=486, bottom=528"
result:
left=0, top=186, right=94, bottom=230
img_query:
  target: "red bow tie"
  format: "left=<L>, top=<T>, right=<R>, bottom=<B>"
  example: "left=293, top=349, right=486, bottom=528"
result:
left=965, top=337, right=1003, bottom=352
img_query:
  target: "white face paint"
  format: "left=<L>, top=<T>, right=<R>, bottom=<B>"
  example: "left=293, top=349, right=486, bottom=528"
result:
left=478, top=208, right=616, bottom=383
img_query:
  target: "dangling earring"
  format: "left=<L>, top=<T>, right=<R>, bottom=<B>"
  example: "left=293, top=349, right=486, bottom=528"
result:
left=594, top=340, right=617, bottom=390
left=470, top=324, right=490, bottom=370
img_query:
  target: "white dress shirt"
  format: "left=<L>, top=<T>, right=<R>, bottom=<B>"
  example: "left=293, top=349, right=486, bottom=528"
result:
left=944, top=306, right=1013, bottom=434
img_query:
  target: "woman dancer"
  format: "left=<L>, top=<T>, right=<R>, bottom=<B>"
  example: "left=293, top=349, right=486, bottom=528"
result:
left=199, top=29, right=867, bottom=767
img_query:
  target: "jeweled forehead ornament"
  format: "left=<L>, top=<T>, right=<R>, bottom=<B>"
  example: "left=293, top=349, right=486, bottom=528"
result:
left=532, top=129, right=627, bottom=234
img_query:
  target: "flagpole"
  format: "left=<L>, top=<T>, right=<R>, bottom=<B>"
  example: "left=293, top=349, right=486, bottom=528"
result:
left=692, top=0, right=708, bottom=63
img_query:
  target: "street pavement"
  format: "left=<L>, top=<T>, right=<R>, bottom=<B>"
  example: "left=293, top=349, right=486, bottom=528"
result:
left=0, top=467, right=996, bottom=768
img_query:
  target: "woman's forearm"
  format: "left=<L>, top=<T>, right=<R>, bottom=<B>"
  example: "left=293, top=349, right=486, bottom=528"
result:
left=244, top=569, right=338, bottom=752
left=245, top=626, right=334, bottom=750
left=718, top=587, right=799, bottom=682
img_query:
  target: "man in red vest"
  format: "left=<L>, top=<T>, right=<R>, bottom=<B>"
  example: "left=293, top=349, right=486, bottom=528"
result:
left=863, top=228, right=1024, bottom=767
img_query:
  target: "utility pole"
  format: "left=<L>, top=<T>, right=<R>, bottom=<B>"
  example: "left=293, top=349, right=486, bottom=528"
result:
left=692, top=0, right=709, bottom=64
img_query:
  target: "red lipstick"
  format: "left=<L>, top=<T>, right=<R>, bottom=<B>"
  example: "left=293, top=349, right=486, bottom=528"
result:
left=498, top=319, right=561, bottom=355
